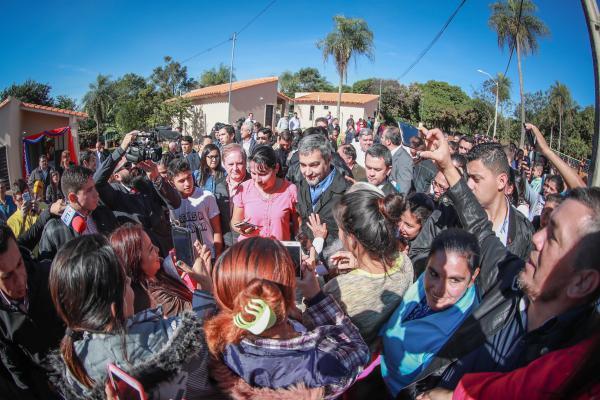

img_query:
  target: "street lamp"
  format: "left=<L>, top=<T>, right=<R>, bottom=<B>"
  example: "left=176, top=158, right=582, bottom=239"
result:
left=477, top=69, right=499, bottom=139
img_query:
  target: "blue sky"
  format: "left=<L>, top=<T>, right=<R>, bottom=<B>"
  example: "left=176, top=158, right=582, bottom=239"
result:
left=0, top=0, right=594, bottom=108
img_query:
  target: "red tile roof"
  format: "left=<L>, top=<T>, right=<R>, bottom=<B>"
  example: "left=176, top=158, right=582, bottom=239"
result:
left=20, top=102, right=88, bottom=118
left=277, top=91, right=293, bottom=102
left=181, top=77, right=278, bottom=100
left=294, top=92, right=379, bottom=105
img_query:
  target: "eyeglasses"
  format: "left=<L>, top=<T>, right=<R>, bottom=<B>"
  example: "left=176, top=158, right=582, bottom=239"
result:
left=206, top=155, right=220, bottom=160
left=431, top=179, right=449, bottom=192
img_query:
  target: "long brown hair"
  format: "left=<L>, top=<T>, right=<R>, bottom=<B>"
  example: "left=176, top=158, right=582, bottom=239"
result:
left=109, top=223, right=147, bottom=284
left=204, top=237, right=296, bottom=356
left=49, top=235, right=127, bottom=388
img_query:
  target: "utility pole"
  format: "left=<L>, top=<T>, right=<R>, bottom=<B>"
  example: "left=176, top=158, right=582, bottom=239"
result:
left=582, top=0, right=600, bottom=186
left=227, top=32, right=237, bottom=124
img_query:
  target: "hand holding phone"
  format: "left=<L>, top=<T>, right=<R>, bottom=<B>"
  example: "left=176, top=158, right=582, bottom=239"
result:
left=234, top=220, right=261, bottom=235
left=107, top=363, right=148, bottom=400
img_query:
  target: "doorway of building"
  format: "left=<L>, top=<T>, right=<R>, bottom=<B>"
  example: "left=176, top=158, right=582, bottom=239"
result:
left=265, top=104, right=274, bottom=127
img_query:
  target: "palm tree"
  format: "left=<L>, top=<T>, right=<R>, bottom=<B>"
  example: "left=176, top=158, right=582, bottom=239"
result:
left=83, top=74, right=114, bottom=141
left=495, top=72, right=512, bottom=104
left=489, top=0, right=549, bottom=147
left=549, top=81, right=573, bottom=152
left=317, top=15, right=374, bottom=120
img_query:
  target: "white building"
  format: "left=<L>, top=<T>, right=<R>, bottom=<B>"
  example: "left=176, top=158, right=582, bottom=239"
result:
left=178, top=77, right=290, bottom=137
left=293, top=92, right=379, bottom=128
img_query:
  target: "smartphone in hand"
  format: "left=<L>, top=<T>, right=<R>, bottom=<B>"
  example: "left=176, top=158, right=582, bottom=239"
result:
left=523, top=123, right=536, bottom=147
left=107, top=363, right=148, bottom=400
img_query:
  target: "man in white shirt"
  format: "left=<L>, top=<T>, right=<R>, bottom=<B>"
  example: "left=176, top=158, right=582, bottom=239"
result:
left=289, top=112, right=301, bottom=131
left=351, top=128, right=374, bottom=168
left=168, top=157, right=223, bottom=257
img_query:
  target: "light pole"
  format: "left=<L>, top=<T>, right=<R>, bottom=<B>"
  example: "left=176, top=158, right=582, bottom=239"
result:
left=477, top=69, right=499, bottom=139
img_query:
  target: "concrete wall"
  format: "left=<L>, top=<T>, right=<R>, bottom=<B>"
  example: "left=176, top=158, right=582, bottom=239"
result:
left=183, top=97, right=229, bottom=137
left=231, top=81, right=278, bottom=127
left=0, top=100, right=21, bottom=184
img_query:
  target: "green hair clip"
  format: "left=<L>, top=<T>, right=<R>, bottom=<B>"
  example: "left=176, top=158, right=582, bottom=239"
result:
left=233, top=298, right=277, bottom=335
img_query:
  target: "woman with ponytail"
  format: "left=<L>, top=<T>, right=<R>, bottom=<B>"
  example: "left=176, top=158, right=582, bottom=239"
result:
left=48, top=234, right=218, bottom=400
left=325, top=185, right=414, bottom=348
left=204, top=236, right=369, bottom=399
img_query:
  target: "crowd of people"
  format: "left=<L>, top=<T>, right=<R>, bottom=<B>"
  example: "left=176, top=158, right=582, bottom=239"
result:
left=0, top=111, right=598, bottom=400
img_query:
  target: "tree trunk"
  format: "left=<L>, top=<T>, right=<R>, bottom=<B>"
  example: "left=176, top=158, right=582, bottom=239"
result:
left=516, top=40, right=526, bottom=148
left=337, top=72, right=343, bottom=121
left=95, top=114, right=100, bottom=143
left=550, top=125, right=554, bottom=149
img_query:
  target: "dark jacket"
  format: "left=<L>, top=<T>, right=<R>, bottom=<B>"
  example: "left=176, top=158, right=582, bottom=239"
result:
left=411, top=159, right=436, bottom=194
left=0, top=250, right=64, bottom=400
left=94, top=147, right=181, bottom=256
left=38, top=205, right=117, bottom=261
left=381, top=180, right=400, bottom=196
left=44, top=184, right=63, bottom=204
left=183, top=150, right=201, bottom=172
left=404, top=179, right=599, bottom=397
left=390, top=147, right=413, bottom=194
left=275, top=148, right=291, bottom=179
left=213, top=175, right=249, bottom=248
left=296, top=169, right=350, bottom=252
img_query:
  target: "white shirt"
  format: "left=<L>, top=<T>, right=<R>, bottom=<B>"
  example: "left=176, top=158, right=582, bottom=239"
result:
left=289, top=117, right=300, bottom=130
left=352, top=142, right=367, bottom=168
left=172, top=187, right=220, bottom=256
left=492, top=198, right=511, bottom=247
left=389, top=145, right=401, bottom=158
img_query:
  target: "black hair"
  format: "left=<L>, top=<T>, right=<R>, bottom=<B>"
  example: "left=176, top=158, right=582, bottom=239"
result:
left=61, top=166, right=94, bottom=196
left=429, top=228, right=480, bottom=273
left=199, top=144, right=224, bottom=185
left=167, top=157, right=191, bottom=179
left=315, top=117, right=328, bottom=126
left=13, top=179, right=27, bottom=195
left=249, top=145, right=278, bottom=171
left=448, top=141, right=459, bottom=153
left=221, top=124, right=235, bottom=136
left=404, top=192, right=435, bottom=225
left=334, top=190, right=405, bottom=270
left=466, top=142, right=510, bottom=177
left=49, top=234, right=127, bottom=388
left=341, top=144, right=357, bottom=162
left=0, top=223, right=15, bottom=254
left=257, top=127, right=273, bottom=142
left=159, top=152, right=174, bottom=168
left=383, top=126, right=403, bottom=146
left=366, top=143, right=392, bottom=168
left=451, top=153, right=467, bottom=175
left=79, top=150, right=94, bottom=166
left=459, top=135, right=475, bottom=145
left=303, top=126, right=328, bottom=138
left=279, top=129, right=293, bottom=142
left=545, top=174, right=565, bottom=194
left=181, top=135, right=194, bottom=144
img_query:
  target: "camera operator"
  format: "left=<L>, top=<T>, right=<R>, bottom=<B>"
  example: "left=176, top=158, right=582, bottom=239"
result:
left=6, top=182, right=47, bottom=238
left=94, top=131, right=182, bottom=256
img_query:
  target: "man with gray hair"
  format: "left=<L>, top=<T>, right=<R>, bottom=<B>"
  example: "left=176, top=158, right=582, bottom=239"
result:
left=351, top=128, right=374, bottom=168
left=240, top=120, right=256, bottom=157
left=296, top=133, right=351, bottom=254
left=381, top=126, right=413, bottom=194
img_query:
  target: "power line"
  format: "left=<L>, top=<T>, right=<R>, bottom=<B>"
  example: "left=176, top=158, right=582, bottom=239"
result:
left=179, top=0, right=278, bottom=65
left=237, top=0, right=278, bottom=36
left=502, top=0, right=525, bottom=76
left=398, top=0, right=468, bottom=80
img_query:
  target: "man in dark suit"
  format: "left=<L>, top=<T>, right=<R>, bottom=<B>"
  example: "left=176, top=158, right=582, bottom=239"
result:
left=94, top=141, right=110, bottom=166
left=296, top=134, right=350, bottom=255
left=381, top=126, right=413, bottom=194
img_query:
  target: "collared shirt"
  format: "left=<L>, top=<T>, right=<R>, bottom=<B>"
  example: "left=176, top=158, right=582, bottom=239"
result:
left=0, top=289, right=28, bottom=313
left=351, top=142, right=367, bottom=167
left=389, top=145, right=401, bottom=158
left=493, top=197, right=511, bottom=246
left=309, top=168, right=336, bottom=210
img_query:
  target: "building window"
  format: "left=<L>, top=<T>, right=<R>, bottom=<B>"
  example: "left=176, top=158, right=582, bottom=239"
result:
left=309, top=105, right=315, bottom=121
left=323, top=105, right=329, bottom=110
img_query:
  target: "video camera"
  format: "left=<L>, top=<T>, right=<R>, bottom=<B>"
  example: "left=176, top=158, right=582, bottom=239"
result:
left=125, top=127, right=181, bottom=163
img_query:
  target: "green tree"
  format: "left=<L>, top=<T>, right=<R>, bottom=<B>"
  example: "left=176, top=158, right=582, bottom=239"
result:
left=489, top=0, right=549, bottom=147
left=419, top=80, right=471, bottom=132
left=112, top=73, right=159, bottom=132
left=199, top=63, right=235, bottom=88
left=54, top=95, right=78, bottom=110
left=0, top=79, right=54, bottom=105
left=150, top=56, right=197, bottom=98
left=549, top=81, right=573, bottom=152
left=317, top=15, right=374, bottom=119
left=278, top=68, right=334, bottom=97
left=83, top=74, right=116, bottom=140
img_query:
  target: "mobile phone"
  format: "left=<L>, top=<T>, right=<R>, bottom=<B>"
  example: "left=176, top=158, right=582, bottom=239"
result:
left=107, top=363, right=148, bottom=400
left=523, top=124, right=536, bottom=147
left=171, top=225, right=195, bottom=267
left=281, top=241, right=302, bottom=278
left=234, top=220, right=260, bottom=231
left=22, top=191, right=32, bottom=203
